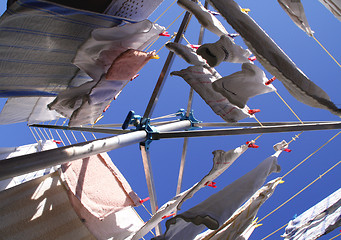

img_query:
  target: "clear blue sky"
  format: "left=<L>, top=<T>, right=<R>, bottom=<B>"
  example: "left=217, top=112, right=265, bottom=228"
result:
left=0, top=1, right=341, bottom=239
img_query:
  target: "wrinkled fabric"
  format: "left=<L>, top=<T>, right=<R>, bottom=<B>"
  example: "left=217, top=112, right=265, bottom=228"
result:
left=106, top=49, right=156, bottom=80
left=69, top=191, right=144, bottom=240
left=0, top=0, right=122, bottom=97
left=154, top=150, right=282, bottom=240
left=177, top=0, right=228, bottom=36
left=208, top=0, right=341, bottom=116
left=50, top=49, right=154, bottom=126
left=282, top=187, right=341, bottom=240
left=171, top=66, right=251, bottom=122
left=278, top=0, right=314, bottom=36
left=0, top=140, right=58, bottom=191
left=319, top=0, right=341, bottom=21
left=212, top=63, right=276, bottom=108
left=195, top=178, right=283, bottom=240
left=166, top=42, right=207, bottom=66
left=0, top=172, right=95, bottom=240
left=61, top=152, right=141, bottom=219
left=177, top=144, right=249, bottom=210
left=73, top=20, right=165, bottom=81
left=0, top=97, right=61, bottom=125
left=196, top=35, right=252, bottom=67
left=130, top=186, right=196, bottom=240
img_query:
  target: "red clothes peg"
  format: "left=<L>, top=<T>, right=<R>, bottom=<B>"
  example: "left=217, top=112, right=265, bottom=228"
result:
left=265, top=76, right=276, bottom=85
left=248, top=109, right=260, bottom=115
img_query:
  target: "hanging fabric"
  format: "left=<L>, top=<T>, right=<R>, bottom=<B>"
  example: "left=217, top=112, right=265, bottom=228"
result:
left=73, top=20, right=164, bottom=81
left=195, top=177, right=283, bottom=240
left=208, top=0, right=341, bottom=117
left=177, top=143, right=249, bottom=210
left=0, top=140, right=58, bottom=191
left=0, top=172, right=96, bottom=239
left=196, top=35, right=252, bottom=67
left=0, top=97, right=61, bottom=125
left=153, top=147, right=282, bottom=240
left=212, top=63, right=276, bottom=108
left=319, top=0, right=341, bottom=21
left=277, top=0, right=314, bottom=36
left=0, top=0, right=123, bottom=97
left=49, top=49, right=156, bottom=126
left=130, top=185, right=196, bottom=240
left=61, top=152, right=141, bottom=219
left=166, top=42, right=207, bottom=66
left=171, top=66, right=251, bottom=123
left=282, top=187, right=341, bottom=240
left=177, top=0, right=228, bottom=36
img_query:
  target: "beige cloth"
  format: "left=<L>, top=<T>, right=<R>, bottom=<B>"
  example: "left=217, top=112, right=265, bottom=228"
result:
left=171, top=65, right=251, bottom=122
left=0, top=172, right=95, bottom=240
left=106, top=49, right=156, bottom=80
left=61, top=152, right=141, bottom=219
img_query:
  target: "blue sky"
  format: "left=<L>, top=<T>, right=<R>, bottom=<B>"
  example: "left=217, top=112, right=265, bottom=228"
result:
left=1, top=1, right=341, bottom=239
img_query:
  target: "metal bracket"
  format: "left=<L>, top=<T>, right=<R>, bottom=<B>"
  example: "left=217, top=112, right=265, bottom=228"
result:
left=176, top=108, right=202, bottom=130
left=122, top=110, right=159, bottom=150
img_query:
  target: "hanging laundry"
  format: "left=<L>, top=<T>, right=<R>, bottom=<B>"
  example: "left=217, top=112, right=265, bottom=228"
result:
left=73, top=20, right=165, bottom=81
left=277, top=0, right=314, bottom=36
left=171, top=66, right=251, bottom=123
left=319, top=0, right=341, bottom=21
left=0, top=172, right=96, bottom=239
left=40, top=0, right=163, bottom=20
left=166, top=42, right=207, bottom=66
left=282, top=187, right=341, bottom=240
left=49, top=49, right=156, bottom=126
left=61, top=152, right=141, bottom=219
left=153, top=147, right=282, bottom=240
left=106, top=49, right=156, bottom=80
left=0, top=0, right=123, bottom=97
left=212, top=63, right=276, bottom=108
left=177, top=143, right=249, bottom=210
left=130, top=185, right=197, bottom=240
left=0, top=140, right=58, bottom=191
left=0, top=97, right=61, bottom=125
left=196, top=35, right=252, bottom=67
left=177, top=0, right=228, bottom=36
left=195, top=177, right=283, bottom=240
left=208, top=0, right=341, bottom=117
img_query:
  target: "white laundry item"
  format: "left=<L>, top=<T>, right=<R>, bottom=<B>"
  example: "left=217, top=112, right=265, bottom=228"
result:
left=0, top=140, right=58, bottom=191
left=171, top=66, right=251, bottom=122
left=153, top=149, right=282, bottom=240
left=177, top=0, right=228, bottom=36
left=212, top=63, right=276, bottom=108
left=0, top=172, right=96, bottom=240
left=132, top=144, right=248, bottom=239
left=130, top=185, right=196, bottom=240
left=277, top=0, right=314, bottom=36
left=208, top=0, right=341, bottom=116
left=73, top=20, right=165, bottom=81
left=196, top=35, right=252, bottom=67
left=0, top=97, right=61, bottom=125
left=0, top=0, right=122, bottom=97
left=195, top=178, right=283, bottom=240
left=166, top=42, right=207, bottom=66
left=177, top=144, right=249, bottom=210
left=319, top=0, right=341, bottom=21
left=282, top=187, right=341, bottom=240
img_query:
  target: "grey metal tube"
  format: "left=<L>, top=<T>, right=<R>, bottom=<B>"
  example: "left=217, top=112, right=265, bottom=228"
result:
left=155, top=122, right=341, bottom=139
left=0, top=120, right=192, bottom=180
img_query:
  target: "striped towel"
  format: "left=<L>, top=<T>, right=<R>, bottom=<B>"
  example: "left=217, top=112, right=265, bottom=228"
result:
left=0, top=0, right=124, bottom=97
left=0, top=171, right=96, bottom=240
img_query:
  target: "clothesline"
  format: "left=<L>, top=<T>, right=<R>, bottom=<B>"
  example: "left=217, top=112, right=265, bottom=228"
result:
left=259, top=158, right=341, bottom=239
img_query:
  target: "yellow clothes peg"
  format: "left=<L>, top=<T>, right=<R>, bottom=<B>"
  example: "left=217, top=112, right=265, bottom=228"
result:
left=241, top=8, right=251, bottom=14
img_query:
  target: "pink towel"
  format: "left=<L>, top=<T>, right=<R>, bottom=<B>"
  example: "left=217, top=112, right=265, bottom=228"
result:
left=61, top=152, right=141, bottom=219
left=106, top=49, right=156, bottom=81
